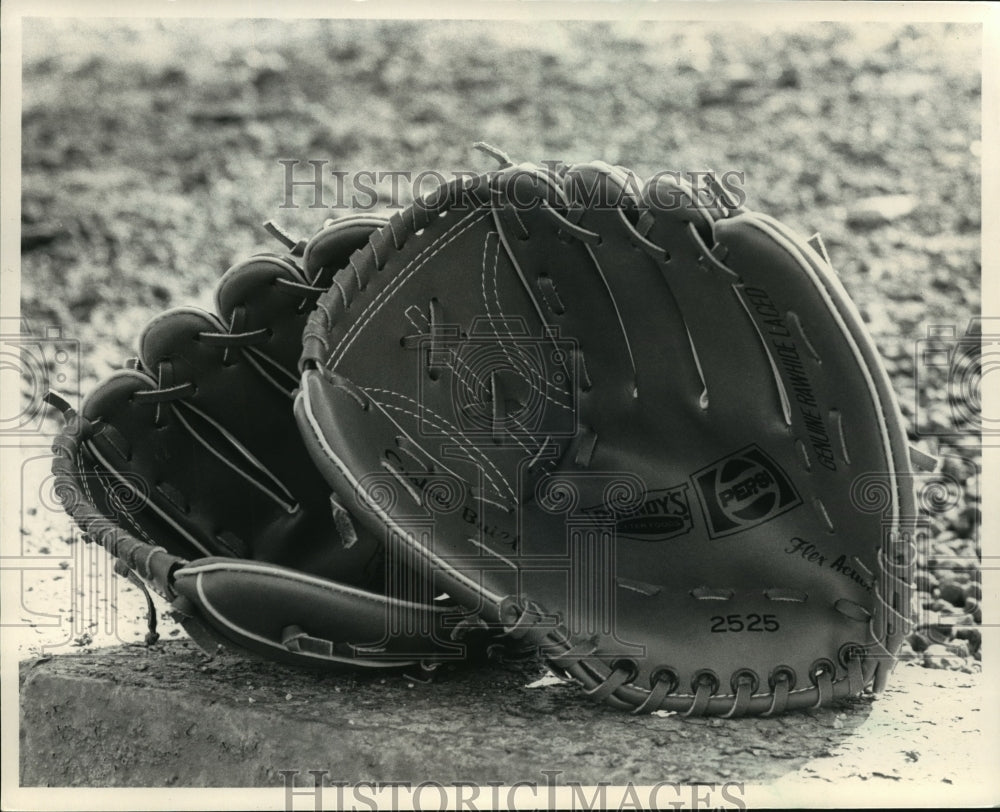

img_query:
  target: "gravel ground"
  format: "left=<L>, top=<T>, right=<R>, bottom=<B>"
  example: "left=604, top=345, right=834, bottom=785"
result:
left=6, top=13, right=989, bottom=802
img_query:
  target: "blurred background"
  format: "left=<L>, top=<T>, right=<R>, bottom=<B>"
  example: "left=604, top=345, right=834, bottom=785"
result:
left=15, top=18, right=983, bottom=670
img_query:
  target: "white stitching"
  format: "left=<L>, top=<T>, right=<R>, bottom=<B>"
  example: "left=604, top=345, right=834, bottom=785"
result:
left=504, top=411, right=540, bottom=457
left=299, top=384, right=507, bottom=608
left=363, top=386, right=515, bottom=501
left=403, top=304, right=429, bottom=331
left=403, top=305, right=481, bottom=405
left=446, top=348, right=493, bottom=406
left=366, top=389, right=514, bottom=501
left=328, top=210, right=488, bottom=367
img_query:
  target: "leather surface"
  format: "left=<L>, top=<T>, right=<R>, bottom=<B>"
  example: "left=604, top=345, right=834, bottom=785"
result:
left=80, top=219, right=385, bottom=586
left=172, top=558, right=478, bottom=666
left=57, top=217, right=488, bottom=667
left=298, top=161, right=915, bottom=714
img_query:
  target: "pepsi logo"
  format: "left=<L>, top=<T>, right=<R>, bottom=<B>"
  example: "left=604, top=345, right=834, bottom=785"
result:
left=692, top=446, right=802, bottom=538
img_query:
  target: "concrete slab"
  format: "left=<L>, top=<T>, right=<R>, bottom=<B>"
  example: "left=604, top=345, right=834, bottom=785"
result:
left=18, top=641, right=991, bottom=798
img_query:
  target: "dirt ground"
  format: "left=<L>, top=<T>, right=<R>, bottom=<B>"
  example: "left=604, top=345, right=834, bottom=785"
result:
left=10, top=14, right=989, bottom=804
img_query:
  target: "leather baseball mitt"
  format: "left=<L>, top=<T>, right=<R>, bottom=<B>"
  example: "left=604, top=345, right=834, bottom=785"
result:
left=296, top=146, right=918, bottom=715
left=47, top=216, right=493, bottom=671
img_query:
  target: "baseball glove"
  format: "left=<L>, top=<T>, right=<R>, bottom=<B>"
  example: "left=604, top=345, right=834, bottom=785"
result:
left=296, top=146, right=918, bottom=715
left=47, top=215, right=495, bottom=671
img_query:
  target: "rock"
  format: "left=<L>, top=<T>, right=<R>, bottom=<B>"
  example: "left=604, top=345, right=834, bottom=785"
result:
left=776, top=66, right=800, bottom=88
left=949, top=505, right=980, bottom=537
left=963, top=582, right=981, bottom=602
left=846, top=195, right=918, bottom=228
left=850, top=72, right=935, bottom=99
left=953, top=627, right=981, bottom=653
left=935, top=580, right=965, bottom=607
left=940, top=455, right=972, bottom=483
left=915, top=612, right=958, bottom=643
left=724, top=62, right=757, bottom=88
left=939, top=507, right=971, bottom=538
left=21, top=224, right=69, bottom=251
left=928, top=554, right=975, bottom=572
left=697, top=65, right=761, bottom=107
left=951, top=612, right=977, bottom=627
left=932, top=534, right=971, bottom=556
left=923, top=645, right=962, bottom=670
left=945, top=639, right=970, bottom=658
left=697, top=85, right=740, bottom=107
left=913, top=571, right=938, bottom=593
left=906, top=631, right=929, bottom=652
left=923, top=656, right=959, bottom=671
